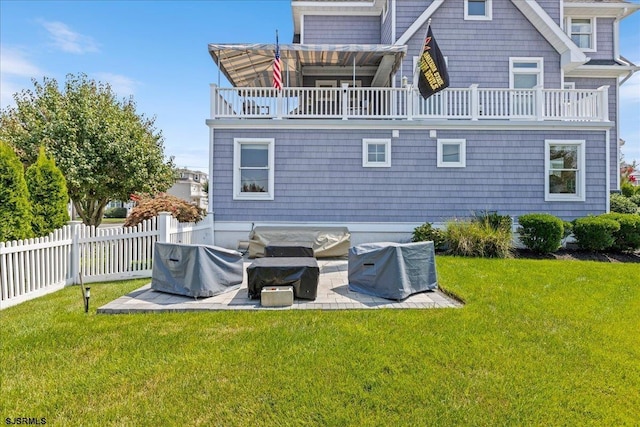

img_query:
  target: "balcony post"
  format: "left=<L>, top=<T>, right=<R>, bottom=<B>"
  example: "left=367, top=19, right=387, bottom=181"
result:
left=275, top=89, right=283, bottom=120
left=535, top=85, right=544, bottom=121
left=341, top=83, right=349, bottom=120
left=470, top=84, right=479, bottom=121
left=210, top=83, right=218, bottom=119
left=406, top=86, right=414, bottom=121
left=597, top=85, right=609, bottom=121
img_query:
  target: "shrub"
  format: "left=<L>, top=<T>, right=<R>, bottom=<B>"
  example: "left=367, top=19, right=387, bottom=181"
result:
left=124, top=193, right=205, bottom=227
left=25, top=147, right=69, bottom=236
left=518, top=213, right=564, bottom=254
left=104, top=207, right=128, bottom=218
left=599, top=213, right=640, bottom=252
left=629, top=194, right=640, bottom=208
left=472, top=210, right=512, bottom=232
left=412, top=222, right=445, bottom=250
left=572, top=216, right=619, bottom=251
left=610, top=193, right=638, bottom=214
left=0, top=141, right=33, bottom=241
left=445, top=219, right=512, bottom=258
left=620, top=182, right=636, bottom=198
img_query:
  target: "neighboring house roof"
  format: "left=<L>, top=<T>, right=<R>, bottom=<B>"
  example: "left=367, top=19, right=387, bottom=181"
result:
left=209, top=43, right=406, bottom=87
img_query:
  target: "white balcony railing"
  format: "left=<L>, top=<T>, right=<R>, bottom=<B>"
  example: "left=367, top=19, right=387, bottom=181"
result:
left=210, top=84, right=609, bottom=122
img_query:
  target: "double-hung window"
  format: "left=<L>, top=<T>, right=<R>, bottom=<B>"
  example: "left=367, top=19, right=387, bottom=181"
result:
left=545, top=140, right=585, bottom=201
left=465, top=0, right=492, bottom=20
left=363, top=139, right=391, bottom=167
left=569, top=17, right=595, bottom=51
left=233, top=138, right=274, bottom=200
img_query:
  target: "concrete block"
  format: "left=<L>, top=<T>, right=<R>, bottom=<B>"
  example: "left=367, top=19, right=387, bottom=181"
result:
left=261, top=286, right=294, bottom=307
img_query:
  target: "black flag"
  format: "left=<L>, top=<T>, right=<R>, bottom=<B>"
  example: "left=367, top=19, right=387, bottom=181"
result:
left=417, top=26, right=450, bottom=99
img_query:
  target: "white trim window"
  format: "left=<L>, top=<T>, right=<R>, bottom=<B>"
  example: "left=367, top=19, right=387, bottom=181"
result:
left=465, top=0, right=492, bottom=20
left=509, top=57, right=544, bottom=89
left=233, top=138, right=275, bottom=200
left=545, top=140, right=586, bottom=202
left=568, top=17, right=596, bottom=51
left=363, top=139, right=391, bottom=167
left=437, top=139, right=466, bottom=168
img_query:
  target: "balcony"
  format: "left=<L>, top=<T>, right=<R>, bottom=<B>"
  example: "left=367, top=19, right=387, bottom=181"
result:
left=210, top=84, right=609, bottom=122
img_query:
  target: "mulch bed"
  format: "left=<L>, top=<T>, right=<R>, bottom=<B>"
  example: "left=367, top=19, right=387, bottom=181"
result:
left=513, top=248, right=640, bottom=263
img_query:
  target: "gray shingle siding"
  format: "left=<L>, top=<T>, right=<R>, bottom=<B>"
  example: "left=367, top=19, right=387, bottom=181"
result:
left=211, top=128, right=607, bottom=222
left=303, top=15, right=380, bottom=44
left=593, top=17, right=615, bottom=60
left=566, top=77, right=618, bottom=189
left=396, top=0, right=561, bottom=89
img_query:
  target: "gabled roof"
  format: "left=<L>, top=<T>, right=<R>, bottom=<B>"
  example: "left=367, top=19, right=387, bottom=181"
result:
left=208, top=43, right=406, bottom=87
left=394, top=0, right=588, bottom=72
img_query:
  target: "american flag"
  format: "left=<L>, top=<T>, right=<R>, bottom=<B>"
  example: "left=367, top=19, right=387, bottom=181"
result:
left=273, top=38, right=282, bottom=90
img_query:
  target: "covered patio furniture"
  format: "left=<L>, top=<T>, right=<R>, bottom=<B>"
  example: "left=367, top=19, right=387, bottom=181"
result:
left=151, top=242, right=243, bottom=298
left=348, top=241, right=438, bottom=301
left=247, top=257, right=320, bottom=300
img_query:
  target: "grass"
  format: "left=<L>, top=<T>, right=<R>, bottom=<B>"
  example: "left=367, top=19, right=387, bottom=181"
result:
left=1, top=257, right=639, bottom=425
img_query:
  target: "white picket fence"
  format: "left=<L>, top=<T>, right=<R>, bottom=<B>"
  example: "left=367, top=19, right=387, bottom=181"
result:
left=0, top=212, right=214, bottom=309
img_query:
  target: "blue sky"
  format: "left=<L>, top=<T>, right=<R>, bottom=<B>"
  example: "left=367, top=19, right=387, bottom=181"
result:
left=1, top=0, right=639, bottom=172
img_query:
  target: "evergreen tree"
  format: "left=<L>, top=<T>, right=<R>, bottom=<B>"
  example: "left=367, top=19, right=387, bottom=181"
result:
left=26, top=146, right=70, bottom=236
left=0, top=141, right=32, bottom=241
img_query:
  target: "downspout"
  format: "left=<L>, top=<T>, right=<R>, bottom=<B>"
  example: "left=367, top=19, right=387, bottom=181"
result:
left=606, top=129, right=611, bottom=212
left=208, top=126, right=215, bottom=244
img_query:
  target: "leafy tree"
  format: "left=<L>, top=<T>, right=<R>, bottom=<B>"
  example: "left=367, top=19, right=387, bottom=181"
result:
left=0, top=141, right=32, bottom=241
left=26, top=146, right=70, bottom=236
left=124, top=193, right=205, bottom=227
left=0, top=73, right=175, bottom=226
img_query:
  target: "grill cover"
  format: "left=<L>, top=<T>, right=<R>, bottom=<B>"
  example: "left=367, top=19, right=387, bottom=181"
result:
left=247, top=257, right=320, bottom=300
left=348, top=241, right=438, bottom=300
left=151, top=243, right=243, bottom=298
left=265, top=241, right=315, bottom=258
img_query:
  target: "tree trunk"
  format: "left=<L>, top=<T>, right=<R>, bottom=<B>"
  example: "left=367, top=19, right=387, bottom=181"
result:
left=73, top=197, right=110, bottom=226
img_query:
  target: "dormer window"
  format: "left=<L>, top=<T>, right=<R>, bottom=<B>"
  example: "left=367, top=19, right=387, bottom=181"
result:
left=569, top=18, right=595, bottom=51
left=465, top=0, right=492, bottom=21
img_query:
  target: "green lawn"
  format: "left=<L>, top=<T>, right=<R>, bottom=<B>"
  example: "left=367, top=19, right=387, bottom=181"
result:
left=1, top=257, right=639, bottom=426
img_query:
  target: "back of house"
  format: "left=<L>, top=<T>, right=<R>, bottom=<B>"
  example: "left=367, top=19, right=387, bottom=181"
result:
left=206, top=0, right=639, bottom=248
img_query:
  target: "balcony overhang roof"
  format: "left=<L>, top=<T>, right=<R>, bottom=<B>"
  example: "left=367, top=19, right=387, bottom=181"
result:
left=208, top=43, right=406, bottom=88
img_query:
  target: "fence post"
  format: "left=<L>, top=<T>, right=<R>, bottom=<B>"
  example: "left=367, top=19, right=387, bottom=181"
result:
left=158, top=212, right=172, bottom=243
left=69, top=221, right=82, bottom=285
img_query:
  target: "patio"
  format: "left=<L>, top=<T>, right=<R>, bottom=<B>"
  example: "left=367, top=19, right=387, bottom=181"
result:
left=97, top=257, right=462, bottom=313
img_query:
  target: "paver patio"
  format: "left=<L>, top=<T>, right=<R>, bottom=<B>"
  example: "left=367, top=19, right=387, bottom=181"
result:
left=97, top=258, right=462, bottom=313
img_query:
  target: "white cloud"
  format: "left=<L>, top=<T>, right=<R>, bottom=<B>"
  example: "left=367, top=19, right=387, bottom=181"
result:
left=0, top=46, right=45, bottom=108
left=93, top=72, right=138, bottom=97
left=41, top=20, right=99, bottom=54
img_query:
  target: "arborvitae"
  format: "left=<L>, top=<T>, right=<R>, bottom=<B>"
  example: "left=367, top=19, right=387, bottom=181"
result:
left=26, top=146, right=70, bottom=236
left=0, top=141, right=33, bottom=241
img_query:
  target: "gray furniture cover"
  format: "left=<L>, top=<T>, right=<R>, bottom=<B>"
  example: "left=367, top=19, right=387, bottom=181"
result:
left=348, top=241, right=438, bottom=300
left=248, top=226, right=350, bottom=258
left=151, top=242, right=243, bottom=298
